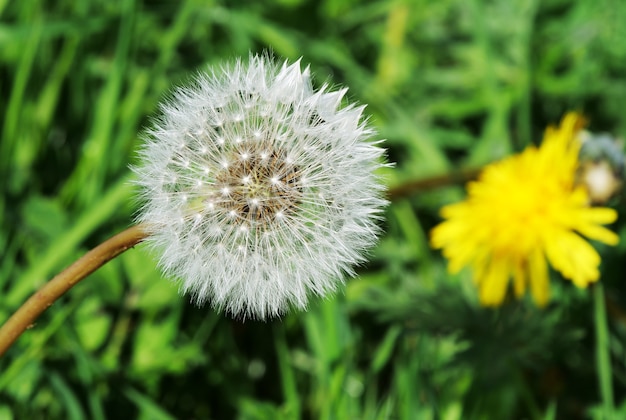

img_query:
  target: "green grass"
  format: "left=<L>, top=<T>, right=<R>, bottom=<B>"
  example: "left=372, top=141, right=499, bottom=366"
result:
left=2, top=0, right=626, bottom=418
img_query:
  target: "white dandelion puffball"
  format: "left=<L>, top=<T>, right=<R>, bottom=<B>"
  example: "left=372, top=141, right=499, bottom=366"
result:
left=134, top=54, right=388, bottom=319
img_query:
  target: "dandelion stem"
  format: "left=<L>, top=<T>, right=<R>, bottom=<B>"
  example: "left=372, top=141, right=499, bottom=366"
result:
left=0, top=224, right=148, bottom=357
left=593, top=282, right=615, bottom=417
left=387, top=167, right=481, bottom=200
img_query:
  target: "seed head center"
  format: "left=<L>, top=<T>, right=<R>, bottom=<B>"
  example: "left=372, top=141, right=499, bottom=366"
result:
left=214, top=146, right=302, bottom=226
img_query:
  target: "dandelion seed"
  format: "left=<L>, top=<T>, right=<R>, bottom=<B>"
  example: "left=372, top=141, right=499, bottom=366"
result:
left=134, top=53, right=388, bottom=318
left=431, top=113, right=619, bottom=307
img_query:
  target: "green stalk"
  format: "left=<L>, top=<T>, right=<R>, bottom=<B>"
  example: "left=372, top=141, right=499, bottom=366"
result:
left=593, top=283, right=614, bottom=418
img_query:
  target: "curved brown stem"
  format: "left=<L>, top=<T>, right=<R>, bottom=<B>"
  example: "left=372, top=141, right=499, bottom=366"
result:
left=0, top=224, right=148, bottom=357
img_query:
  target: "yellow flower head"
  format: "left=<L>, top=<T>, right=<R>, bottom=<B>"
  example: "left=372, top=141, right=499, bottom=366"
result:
left=431, top=113, right=619, bottom=307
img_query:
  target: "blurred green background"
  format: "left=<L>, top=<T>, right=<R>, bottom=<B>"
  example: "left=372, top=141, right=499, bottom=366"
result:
left=1, top=0, right=626, bottom=418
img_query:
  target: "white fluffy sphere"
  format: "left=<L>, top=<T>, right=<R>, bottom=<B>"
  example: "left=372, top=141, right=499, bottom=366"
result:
left=134, top=54, right=387, bottom=319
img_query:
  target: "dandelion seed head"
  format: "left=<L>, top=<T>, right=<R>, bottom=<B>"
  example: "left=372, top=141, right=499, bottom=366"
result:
left=134, top=53, right=388, bottom=319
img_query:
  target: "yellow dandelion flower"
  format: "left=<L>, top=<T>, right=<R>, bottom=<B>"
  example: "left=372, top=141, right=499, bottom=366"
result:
left=431, top=113, right=619, bottom=307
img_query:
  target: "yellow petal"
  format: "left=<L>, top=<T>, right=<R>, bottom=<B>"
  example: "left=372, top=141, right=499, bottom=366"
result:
left=478, top=257, right=510, bottom=306
left=512, top=260, right=526, bottom=298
